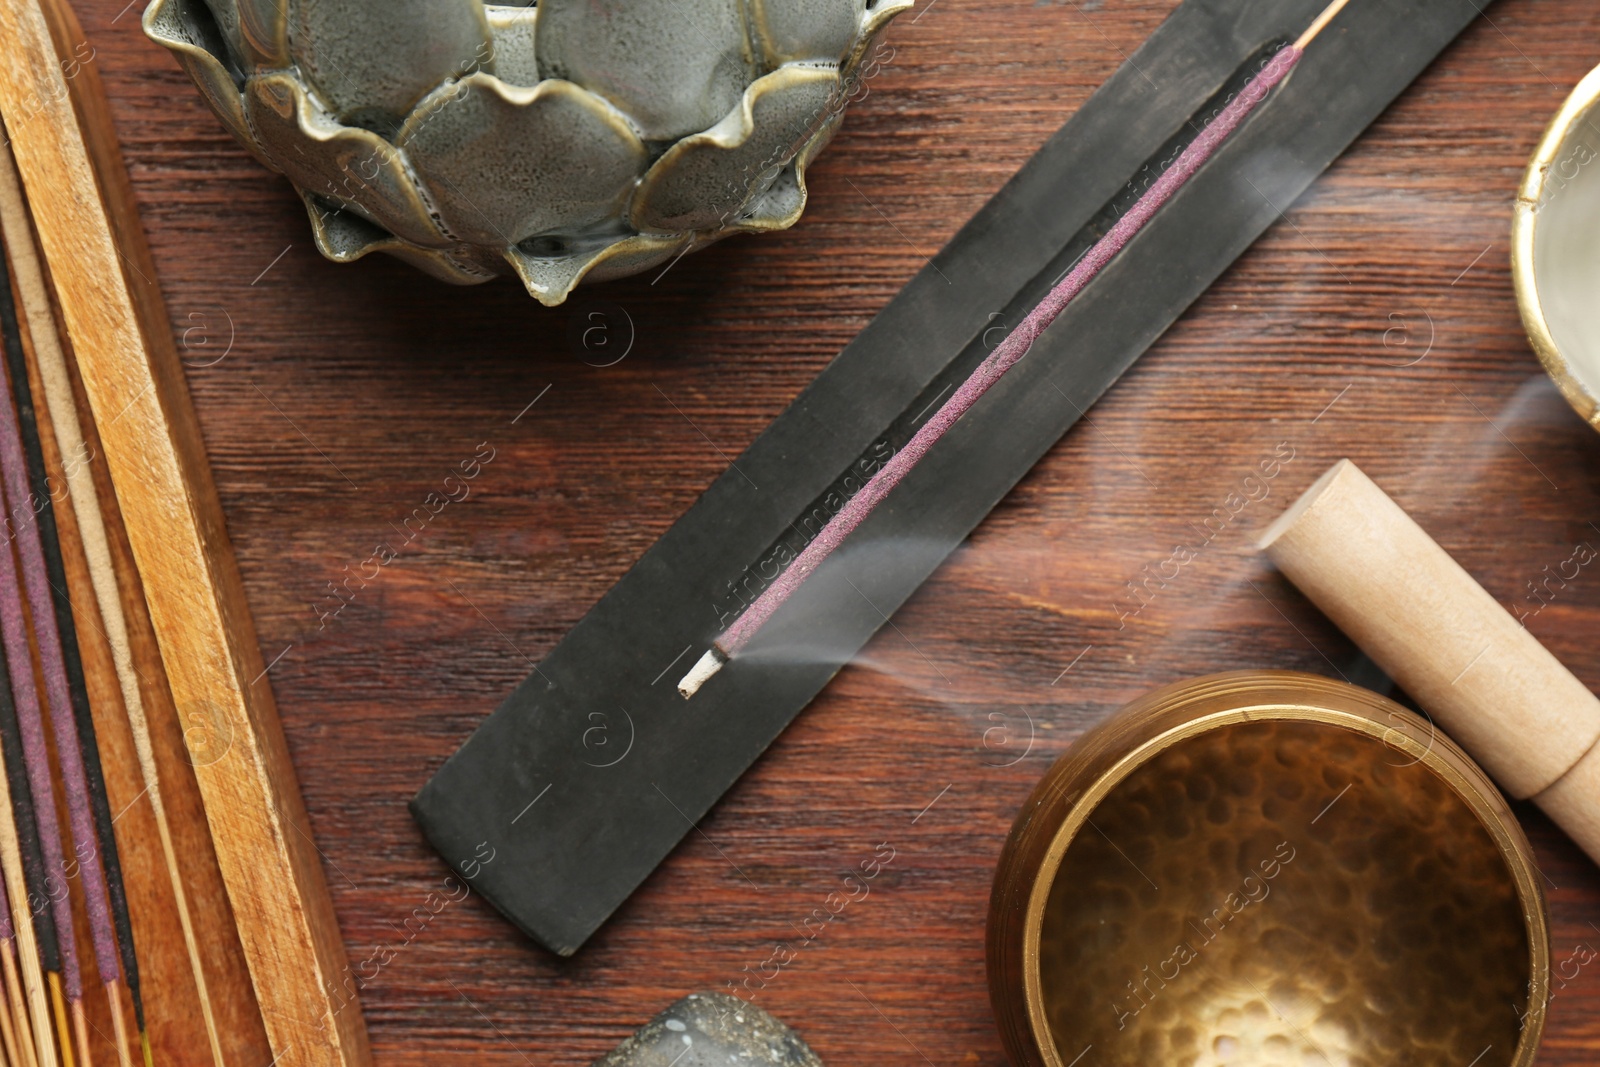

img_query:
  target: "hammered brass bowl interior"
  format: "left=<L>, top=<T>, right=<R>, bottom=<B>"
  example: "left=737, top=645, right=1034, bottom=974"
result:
left=987, top=672, right=1548, bottom=1067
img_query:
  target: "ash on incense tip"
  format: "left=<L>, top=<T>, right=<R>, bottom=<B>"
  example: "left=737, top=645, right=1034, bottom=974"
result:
left=678, top=649, right=727, bottom=699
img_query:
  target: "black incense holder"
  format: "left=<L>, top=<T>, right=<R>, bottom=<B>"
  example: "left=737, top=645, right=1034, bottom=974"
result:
left=413, top=0, right=1488, bottom=956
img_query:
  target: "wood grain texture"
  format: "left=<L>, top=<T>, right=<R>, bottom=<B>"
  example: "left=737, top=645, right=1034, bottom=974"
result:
left=1261, top=459, right=1600, bottom=805
left=64, top=0, right=1600, bottom=1062
left=0, top=0, right=365, bottom=1062
left=17, top=225, right=274, bottom=1066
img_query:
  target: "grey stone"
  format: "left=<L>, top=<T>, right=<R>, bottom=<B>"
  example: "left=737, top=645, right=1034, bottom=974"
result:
left=594, top=992, right=823, bottom=1067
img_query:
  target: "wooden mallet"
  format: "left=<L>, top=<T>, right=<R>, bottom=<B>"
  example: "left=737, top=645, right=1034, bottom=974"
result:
left=1260, top=459, right=1600, bottom=865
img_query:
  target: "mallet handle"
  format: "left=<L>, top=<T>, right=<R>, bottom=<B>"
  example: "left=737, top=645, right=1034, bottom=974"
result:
left=1261, top=459, right=1600, bottom=864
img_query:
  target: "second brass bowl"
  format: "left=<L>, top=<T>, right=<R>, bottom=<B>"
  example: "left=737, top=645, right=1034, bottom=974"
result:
left=1513, top=62, right=1600, bottom=429
left=988, top=672, right=1549, bottom=1067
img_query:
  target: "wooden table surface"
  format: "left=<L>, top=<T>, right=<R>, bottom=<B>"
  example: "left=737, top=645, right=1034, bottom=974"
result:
left=75, top=0, right=1600, bottom=1061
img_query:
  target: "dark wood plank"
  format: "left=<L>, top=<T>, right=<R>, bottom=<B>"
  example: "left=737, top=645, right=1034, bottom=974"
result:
left=72, top=0, right=1600, bottom=1060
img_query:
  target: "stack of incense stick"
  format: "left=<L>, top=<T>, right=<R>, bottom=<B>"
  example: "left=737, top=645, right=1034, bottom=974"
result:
left=0, top=0, right=371, bottom=1063
left=0, top=122, right=144, bottom=1066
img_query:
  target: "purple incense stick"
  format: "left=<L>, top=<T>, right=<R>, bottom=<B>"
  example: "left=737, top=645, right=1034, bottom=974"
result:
left=680, top=42, right=1305, bottom=697
left=0, top=360, right=108, bottom=1000
left=0, top=482, right=79, bottom=997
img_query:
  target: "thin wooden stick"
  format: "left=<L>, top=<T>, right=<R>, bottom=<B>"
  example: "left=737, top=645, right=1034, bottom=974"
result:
left=1295, top=0, right=1353, bottom=48
left=0, top=948, right=27, bottom=1067
left=0, top=120, right=217, bottom=1063
left=64, top=1001, right=83, bottom=1067
left=0, top=994, right=11, bottom=1067
left=0, top=850, right=28, bottom=1067
left=100, top=985, right=126, bottom=1067
left=0, top=791, right=44, bottom=1067
left=0, top=943, right=35, bottom=1067
left=0, top=719, right=54, bottom=1067
left=43, top=979, right=67, bottom=1067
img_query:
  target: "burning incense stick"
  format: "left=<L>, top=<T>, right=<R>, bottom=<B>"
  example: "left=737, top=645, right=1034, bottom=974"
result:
left=680, top=0, right=1354, bottom=698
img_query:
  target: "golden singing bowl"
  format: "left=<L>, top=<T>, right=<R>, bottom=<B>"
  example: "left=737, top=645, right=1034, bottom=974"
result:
left=987, top=671, right=1549, bottom=1067
left=1513, top=62, right=1600, bottom=430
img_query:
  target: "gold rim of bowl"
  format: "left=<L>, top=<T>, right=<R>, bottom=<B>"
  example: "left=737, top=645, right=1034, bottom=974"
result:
left=1512, top=63, right=1600, bottom=430
left=986, top=670, right=1550, bottom=1067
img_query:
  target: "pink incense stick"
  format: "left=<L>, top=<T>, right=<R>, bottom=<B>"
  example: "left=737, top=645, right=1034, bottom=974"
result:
left=0, top=362, right=109, bottom=1002
left=680, top=2, right=1347, bottom=698
left=0, top=487, right=81, bottom=998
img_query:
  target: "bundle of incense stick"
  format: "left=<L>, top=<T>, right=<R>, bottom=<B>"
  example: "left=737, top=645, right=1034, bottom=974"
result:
left=0, top=0, right=370, bottom=1064
left=0, top=157, right=142, bottom=1064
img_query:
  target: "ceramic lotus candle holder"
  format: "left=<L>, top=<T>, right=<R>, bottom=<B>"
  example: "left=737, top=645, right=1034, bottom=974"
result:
left=143, top=0, right=910, bottom=304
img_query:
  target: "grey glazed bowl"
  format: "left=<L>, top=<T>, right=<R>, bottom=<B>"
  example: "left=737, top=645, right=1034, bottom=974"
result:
left=143, top=0, right=911, bottom=304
